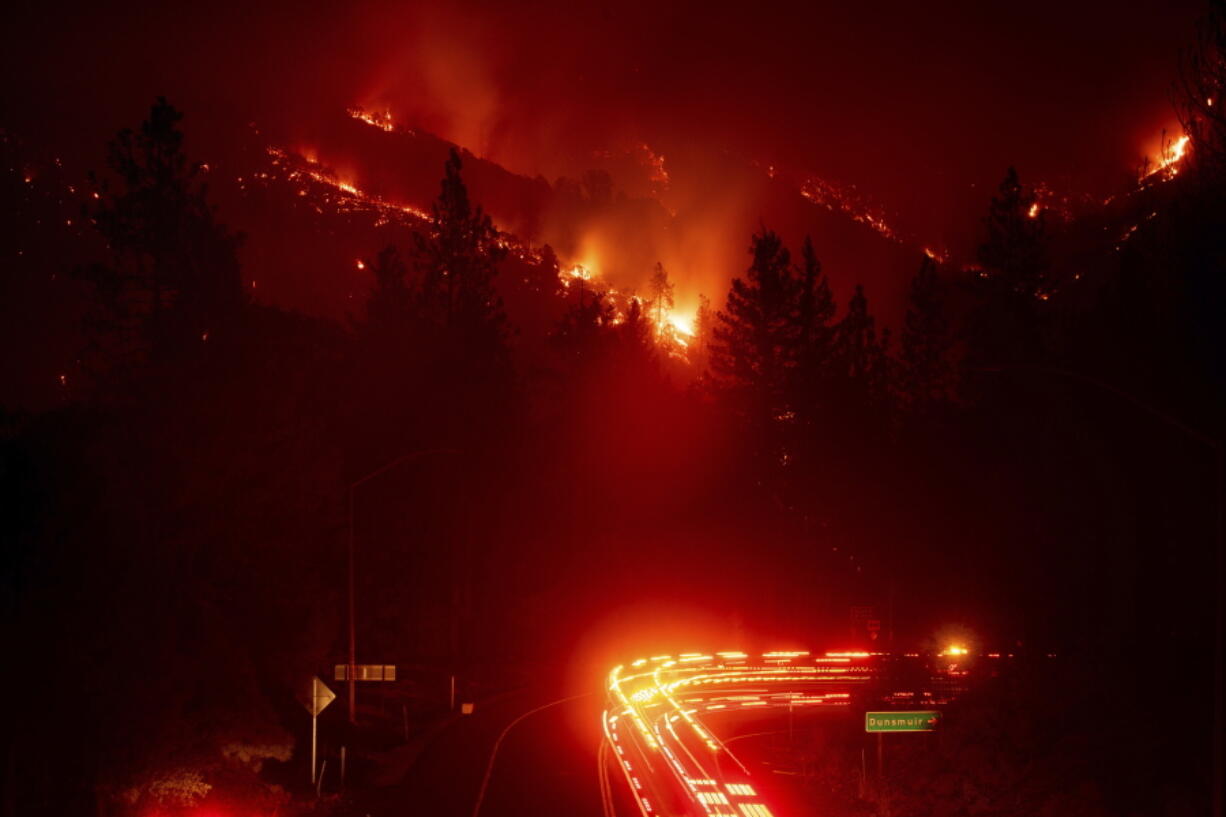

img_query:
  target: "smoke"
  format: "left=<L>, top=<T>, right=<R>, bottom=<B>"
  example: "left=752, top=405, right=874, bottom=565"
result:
left=3, top=0, right=1205, bottom=323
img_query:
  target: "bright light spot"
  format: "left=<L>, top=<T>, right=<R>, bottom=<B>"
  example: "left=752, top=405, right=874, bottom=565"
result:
left=740, top=804, right=775, bottom=817
left=348, top=106, right=396, bottom=133
left=1146, top=133, right=1191, bottom=179
left=355, top=259, right=365, bottom=270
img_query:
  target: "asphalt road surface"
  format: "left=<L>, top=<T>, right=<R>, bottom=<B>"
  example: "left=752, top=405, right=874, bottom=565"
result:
left=362, top=687, right=636, bottom=817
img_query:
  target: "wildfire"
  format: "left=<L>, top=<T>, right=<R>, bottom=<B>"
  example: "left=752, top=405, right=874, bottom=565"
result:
left=346, top=106, right=398, bottom=133
left=262, top=145, right=432, bottom=225
left=564, top=264, right=594, bottom=284
left=1145, top=133, right=1191, bottom=179
left=798, top=175, right=902, bottom=243
left=260, top=116, right=701, bottom=361
left=639, top=142, right=670, bottom=191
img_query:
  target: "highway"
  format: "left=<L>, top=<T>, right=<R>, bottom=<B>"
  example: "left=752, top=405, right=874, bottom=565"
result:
left=602, top=650, right=949, bottom=817
left=363, top=649, right=968, bottom=816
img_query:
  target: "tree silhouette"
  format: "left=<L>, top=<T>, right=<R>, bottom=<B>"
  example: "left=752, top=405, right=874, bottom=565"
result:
left=709, top=229, right=802, bottom=454
left=900, top=256, right=953, bottom=413
left=647, top=261, right=675, bottom=339
left=825, top=283, right=893, bottom=439
left=967, top=167, right=1048, bottom=368
left=412, top=148, right=507, bottom=359
left=615, top=298, right=658, bottom=376
left=82, top=97, right=244, bottom=368
left=791, top=235, right=838, bottom=426
left=549, top=288, right=616, bottom=369
left=1178, top=0, right=1226, bottom=185
left=364, top=243, right=412, bottom=333
left=690, top=293, right=713, bottom=373
left=530, top=243, right=564, bottom=298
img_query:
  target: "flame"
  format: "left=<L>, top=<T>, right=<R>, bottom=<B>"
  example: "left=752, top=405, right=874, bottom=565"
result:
left=798, top=175, right=901, bottom=243
left=347, top=106, right=398, bottom=133
left=669, top=313, right=694, bottom=337
left=566, top=264, right=594, bottom=283
left=261, top=130, right=702, bottom=362
left=263, top=145, right=433, bottom=224
left=639, top=142, right=670, bottom=191
left=1145, top=133, right=1191, bottom=179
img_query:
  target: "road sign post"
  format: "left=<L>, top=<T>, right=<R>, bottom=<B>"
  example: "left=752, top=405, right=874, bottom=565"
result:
left=334, top=664, right=396, bottom=681
left=298, top=676, right=336, bottom=788
left=865, top=710, right=940, bottom=805
left=865, top=711, right=941, bottom=732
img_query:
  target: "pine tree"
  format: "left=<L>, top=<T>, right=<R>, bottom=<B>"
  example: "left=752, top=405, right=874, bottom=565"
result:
left=900, top=256, right=953, bottom=413
left=615, top=298, right=658, bottom=374
left=967, top=167, right=1049, bottom=367
left=709, top=229, right=802, bottom=433
left=413, top=148, right=507, bottom=354
left=791, top=236, right=838, bottom=421
left=832, top=283, right=891, bottom=416
left=549, top=289, right=615, bottom=369
left=796, top=237, right=836, bottom=353
left=648, top=262, right=675, bottom=339
left=1178, top=0, right=1226, bottom=184
left=364, top=244, right=411, bottom=333
left=83, top=97, right=244, bottom=364
left=690, top=293, right=713, bottom=372
left=978, top=167, right=1047, bottom=299
left=530, top=244, right=564, bottom=297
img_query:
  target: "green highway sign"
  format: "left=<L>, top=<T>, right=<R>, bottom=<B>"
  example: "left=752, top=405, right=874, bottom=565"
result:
left=865, top=710, right=941, bottom=732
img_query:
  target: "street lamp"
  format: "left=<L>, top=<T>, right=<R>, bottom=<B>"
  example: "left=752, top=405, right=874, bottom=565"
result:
left=977, top=365, right=1222, bottom=817
left=347, top=448, right=457, bottom=724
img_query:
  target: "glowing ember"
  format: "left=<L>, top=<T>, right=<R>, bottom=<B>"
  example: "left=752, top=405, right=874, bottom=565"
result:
left=1145, top=133, right=1191, bottom=179
left=798, top=175, right=901, bottom=243
left=639, top=143, right=670, bottom=191
left=566, top=264, right=594, bottom=283
left=347, top=106, right=397, bottom=133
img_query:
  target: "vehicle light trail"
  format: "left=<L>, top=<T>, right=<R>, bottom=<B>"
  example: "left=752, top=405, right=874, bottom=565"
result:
left=604, top=651, right=864, bottom=817
left=604, top=650, right=965, bottom=816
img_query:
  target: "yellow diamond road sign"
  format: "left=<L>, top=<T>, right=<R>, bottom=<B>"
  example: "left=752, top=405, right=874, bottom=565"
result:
left=299, top=676, right=336, bottom=717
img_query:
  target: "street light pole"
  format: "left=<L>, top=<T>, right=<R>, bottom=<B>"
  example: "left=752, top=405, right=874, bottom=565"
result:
left=347, top=447, right=457, bottom=724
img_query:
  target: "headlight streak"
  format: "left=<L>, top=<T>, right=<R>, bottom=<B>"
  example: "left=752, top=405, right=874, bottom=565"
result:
left=605, top=651, right=875, bottom=816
